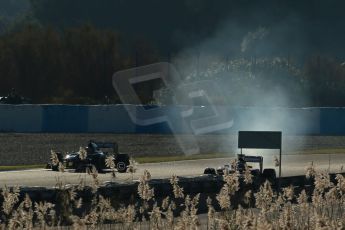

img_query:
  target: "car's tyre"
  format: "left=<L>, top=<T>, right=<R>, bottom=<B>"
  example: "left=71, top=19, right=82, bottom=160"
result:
left=56, top=152, right=64, bottom=162
left=116, top=161, right=127, bottom=173
left=115, top=154, right=129, bottom=173
left=51, top=164, right=59, bottom=171
left=250, top=169, right=260, bottom=177
left=204, top=167, right=216, bottom=175
left=75, top=163, right=87, bottom=173
left=93, top=157, right=104, bottom=172
left=263, top=168, right=276, bottom=183
left=45, top=163, right=51, bottom=169
left=90, top=164, right=100, bottom=172
left=51, top=152, right=63, bottom=171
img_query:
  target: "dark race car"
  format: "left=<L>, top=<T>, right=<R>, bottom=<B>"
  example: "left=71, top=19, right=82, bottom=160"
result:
left=203, top=154, right=276, bottom=184
left=49, top=140, right=130, bottom=173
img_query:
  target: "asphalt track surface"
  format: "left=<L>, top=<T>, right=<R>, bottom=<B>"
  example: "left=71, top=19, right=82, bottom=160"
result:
left=0, top=153, right=344, bottom=187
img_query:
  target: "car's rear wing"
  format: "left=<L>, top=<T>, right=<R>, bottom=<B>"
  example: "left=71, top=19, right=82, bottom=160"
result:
left=239, top=154, right=263, bottom=173
left=243, top=155, right=263, bottom=163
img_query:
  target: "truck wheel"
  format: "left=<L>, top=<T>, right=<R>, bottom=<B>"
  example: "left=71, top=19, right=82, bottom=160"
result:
left=263, top=168, right=276, bottom=183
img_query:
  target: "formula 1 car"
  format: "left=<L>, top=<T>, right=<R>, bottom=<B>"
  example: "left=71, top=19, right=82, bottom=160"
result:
left=203, top=154, right=276, bottom=183
left=49, top=140, right=130, bottom=173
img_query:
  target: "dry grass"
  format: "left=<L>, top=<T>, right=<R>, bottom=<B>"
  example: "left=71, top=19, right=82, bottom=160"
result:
left=1, top=159, right=345, bottom=229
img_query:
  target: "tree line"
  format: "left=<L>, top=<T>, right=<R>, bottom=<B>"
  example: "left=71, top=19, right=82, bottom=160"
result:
left=0, top=24, right=344, bottom=106
left=1, top=0, right=345, bottom=106
left=0, top=25, right=160, bottom=104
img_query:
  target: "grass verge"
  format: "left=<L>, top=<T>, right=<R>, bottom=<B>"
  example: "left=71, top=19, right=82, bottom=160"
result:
left=0, top=164, right=46, bottom=171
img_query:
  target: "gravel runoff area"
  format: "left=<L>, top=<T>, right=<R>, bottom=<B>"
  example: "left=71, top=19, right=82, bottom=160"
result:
left=0, top=133, right=345, bottom=166
left=1, top=133, right=345, bottom=165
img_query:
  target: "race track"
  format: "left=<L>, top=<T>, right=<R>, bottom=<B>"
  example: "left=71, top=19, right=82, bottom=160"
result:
left=1, top=153, right=344, bottom=187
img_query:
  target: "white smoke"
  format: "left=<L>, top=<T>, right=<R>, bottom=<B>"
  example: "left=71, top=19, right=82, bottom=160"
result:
left=164, top=22, right=314, bottom=155
left=241, top=26, right=269, bottom=53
